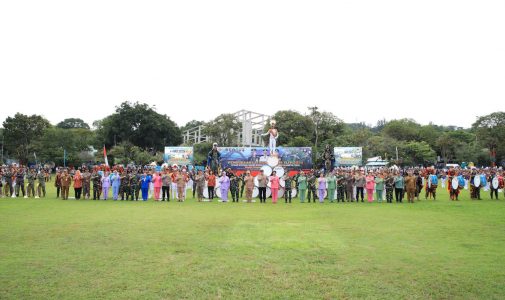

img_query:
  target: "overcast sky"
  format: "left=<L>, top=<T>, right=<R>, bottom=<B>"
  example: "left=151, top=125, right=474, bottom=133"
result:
left=1, top=0, right=503, bottom=129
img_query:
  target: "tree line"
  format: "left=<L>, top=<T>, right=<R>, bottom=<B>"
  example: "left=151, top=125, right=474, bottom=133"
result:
left=1, top=101, right=504, bottom=167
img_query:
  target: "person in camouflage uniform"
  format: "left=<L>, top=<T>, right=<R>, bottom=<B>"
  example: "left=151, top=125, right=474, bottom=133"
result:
left=120, top=170, right=129, bottom=200
left=283, top=174, right=293, bottom=203
left=54, top=169, right=62, bottom=198
left=240, top=173, right=246, bottom=198
left=336, top=170, right=346, bottom=202
left=385, top=172, right=395, bottom=203
left=131, top=170, right=140, bottom=201
left=26, top=168, right=36, bottom=198
left=307, top=171, right=317, bottom=203
left=37, top=170, right=46, bottom=198
left=82, top=168, right=91, bottom=199
left=15, top=167, right=26, bottom=198
left=3, top=167, right=14, bottom=197
left=91, top=170, right=102, bottom=200
left=230, top=172, right=240, bottom=202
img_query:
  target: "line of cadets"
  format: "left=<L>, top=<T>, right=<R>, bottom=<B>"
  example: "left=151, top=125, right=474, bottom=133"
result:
left=2, top=165, right=504, bottom=203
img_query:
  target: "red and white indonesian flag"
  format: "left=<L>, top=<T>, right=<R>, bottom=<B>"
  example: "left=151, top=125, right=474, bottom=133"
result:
left=103, top=145, right=109, bottom=166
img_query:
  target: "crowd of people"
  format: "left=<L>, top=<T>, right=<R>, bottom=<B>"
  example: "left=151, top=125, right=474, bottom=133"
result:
left=1, top=164, right=504, bottom=203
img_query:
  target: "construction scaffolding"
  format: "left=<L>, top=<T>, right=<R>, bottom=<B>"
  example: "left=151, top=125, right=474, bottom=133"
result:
left=182, top=110, right=269, bottom=147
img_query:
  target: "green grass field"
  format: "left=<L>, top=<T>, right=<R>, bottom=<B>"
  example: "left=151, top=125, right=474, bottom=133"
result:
left=1, top=183, right=505, bottom=299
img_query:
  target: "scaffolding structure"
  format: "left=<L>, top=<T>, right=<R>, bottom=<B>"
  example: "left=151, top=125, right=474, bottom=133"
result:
left=182, top=110, right=270, bottom=147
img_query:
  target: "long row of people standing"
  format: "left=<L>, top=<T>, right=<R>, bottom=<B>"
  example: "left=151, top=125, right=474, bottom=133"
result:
left=2, top=164, right=504, bottom=203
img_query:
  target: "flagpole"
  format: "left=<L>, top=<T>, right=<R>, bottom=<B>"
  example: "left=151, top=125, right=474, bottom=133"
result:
left=63, top=149, right=66, bottom=168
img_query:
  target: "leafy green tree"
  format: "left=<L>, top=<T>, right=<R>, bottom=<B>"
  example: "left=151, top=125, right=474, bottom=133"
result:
left=193, top=142, right=213, bottom=166
left=400, top=141, right=436, bottom=166
left=56, top=118, right=90, bottom=129
left=472, top=112, right=505, bottom=166
left=382, top=119, right=421, bottom=141
left=180, top=120, right=205, bottom=133
left=2, top=113, right=51, bottom=164
left=203, top=114, right=241, bottom=146
left=33, top=127, right=95, bottom=166
left=94, top=102, right=181, bottom=150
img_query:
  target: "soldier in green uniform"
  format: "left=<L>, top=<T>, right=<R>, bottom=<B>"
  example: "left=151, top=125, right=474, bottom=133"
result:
left=26, top=168, right=36, bottom=198
left=307, top=171, right=317, bottom=203
left=15, top=167, right=26, bottom=198
left=297, top=171, right=307, bottom=203
left=3, top=167, right=14, bottom=197
left=239, top=173, right=246, bottom=198
left=326, top=171, right=336, bottom=202
left=131, top=170, right=140, bottom=201
left=230, top=172, right=240, bottom=202
left=37, top=170, right=46, bottom=198
left=120, top=170, right=128, bottom=200
left=283, top=173, right=293, bottom=203
left=91, top=170, right=102, bottom=200
left=82, top=168, right=91, bottom=200
left=385, top=172, right=395, bottom=203
left=336, top=170, right=346, bottom=202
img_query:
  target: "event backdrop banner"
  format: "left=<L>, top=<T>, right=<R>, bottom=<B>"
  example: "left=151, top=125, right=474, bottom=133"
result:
left=217, top=147, right=312, bottom=172
left=164, top=147, right=193, bottom=166
left=334, top=147, right=363, bottom=166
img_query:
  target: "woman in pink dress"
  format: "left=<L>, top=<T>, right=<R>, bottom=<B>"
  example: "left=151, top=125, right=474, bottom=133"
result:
left=366, top=172, right=375, bottom=202
left=152, top=171, right=163, bottom=201
left=269, top=171, right=280, bottom=204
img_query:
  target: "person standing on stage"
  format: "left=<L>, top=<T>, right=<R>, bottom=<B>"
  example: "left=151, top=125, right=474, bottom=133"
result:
left=262, top=120, right=279, bottom=156
left=207, top=143, right=221, bottom=175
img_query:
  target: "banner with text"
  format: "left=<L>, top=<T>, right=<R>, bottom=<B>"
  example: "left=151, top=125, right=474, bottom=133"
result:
left=334, top=147, right=362, bottom=166
left=218, top=147, right=312, bottom=173
left=164, top=147, right=193, bottom=166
